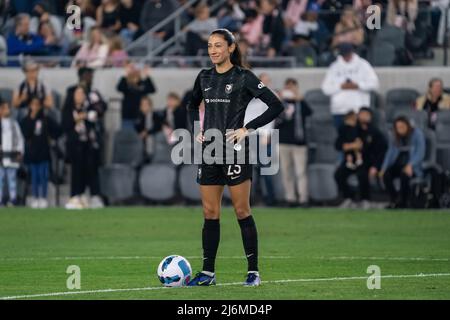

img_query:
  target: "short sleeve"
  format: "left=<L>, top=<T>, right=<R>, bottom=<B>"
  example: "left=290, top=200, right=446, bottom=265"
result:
left=245, top=70, right=270, bottom=98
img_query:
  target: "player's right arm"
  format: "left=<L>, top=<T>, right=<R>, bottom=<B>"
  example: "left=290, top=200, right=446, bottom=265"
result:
left=187, top=71, right=204, bottom=135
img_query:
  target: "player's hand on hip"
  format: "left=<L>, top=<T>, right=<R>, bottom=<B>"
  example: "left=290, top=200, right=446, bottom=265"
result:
left=225, top=128, right=249, bottom=144
left=195, top=132, right=205, bottom=143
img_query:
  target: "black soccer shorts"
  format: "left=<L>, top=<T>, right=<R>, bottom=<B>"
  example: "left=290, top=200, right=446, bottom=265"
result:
left=197, top=164, right=253, bottom=186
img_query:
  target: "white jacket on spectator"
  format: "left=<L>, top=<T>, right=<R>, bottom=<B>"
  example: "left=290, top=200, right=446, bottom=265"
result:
left=321, top=54, right=379, bottom=115
left=1, top=118, right=24, bottom=168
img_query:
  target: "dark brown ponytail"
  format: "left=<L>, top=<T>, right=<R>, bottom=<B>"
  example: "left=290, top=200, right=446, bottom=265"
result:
left=210, top=28, right=248, bottom=68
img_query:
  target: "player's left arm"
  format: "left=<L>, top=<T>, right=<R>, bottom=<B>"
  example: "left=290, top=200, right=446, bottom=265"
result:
left=226, top=71, right=283, bottom=143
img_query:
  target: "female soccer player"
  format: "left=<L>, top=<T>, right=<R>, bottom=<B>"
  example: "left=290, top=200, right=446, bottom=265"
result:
left=187, top=29, right=284, bottom=287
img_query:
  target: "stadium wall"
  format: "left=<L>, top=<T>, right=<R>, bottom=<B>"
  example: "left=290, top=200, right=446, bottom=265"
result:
left=1, top=67, right=448, bottom=163
left=1, top=67, right=450, bottom=109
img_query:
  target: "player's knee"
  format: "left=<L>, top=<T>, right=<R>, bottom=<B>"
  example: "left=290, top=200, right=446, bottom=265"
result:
left=203, top=204, right=220, bottom=219
left=234, top=207, right=250, bottom=220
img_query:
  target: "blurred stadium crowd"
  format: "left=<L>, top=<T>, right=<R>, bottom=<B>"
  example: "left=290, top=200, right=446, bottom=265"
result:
left=0, top=0, right=449, bottom=67
left=0, top=0, right=449, bottom=210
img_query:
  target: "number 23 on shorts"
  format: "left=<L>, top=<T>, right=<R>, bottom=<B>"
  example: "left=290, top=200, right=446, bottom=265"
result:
left=227, top=165, right=241, bottom=178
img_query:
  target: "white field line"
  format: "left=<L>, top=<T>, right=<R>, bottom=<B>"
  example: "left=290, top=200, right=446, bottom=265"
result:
left=322, top=256, right=450, bottom=262
left=2, top=255, right=450, bottom=262
left=2, top=272, right=450, bottom=300
left=0, top=256, right=293, bottom=262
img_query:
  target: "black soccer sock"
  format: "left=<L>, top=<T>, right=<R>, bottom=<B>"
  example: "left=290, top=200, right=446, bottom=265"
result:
left=238, top=215, right=259, bottom=272
left=202, top=219, right=220, bottom=273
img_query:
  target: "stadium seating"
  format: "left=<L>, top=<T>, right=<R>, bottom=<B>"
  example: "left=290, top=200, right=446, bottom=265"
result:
left=436, top=111, right=450, bottom=171
left=99, top=129, right=143, bottom=202
left=389, top=109, right=428, bottom=130
left=178, top=165, right=201, bottom=202
left=151, top=132, right=173, bottom=164
left=374, top=25, right=406, bottom=51
left=51, top=90, right=62, bottom=110
left=308, top=164, right=338, bottom=203
left=111, top=129, right=144, bottom=167
left=139, top=164, right=177, bottom=202
left=385, top=88, right=420, bottom=123
left=303, top=89, right=331, bottom=118
left=99, top=164, right=136, bottom=204
left=0, top=88, right=13, bottom=103
left=369, top=40, right=396, bottom=66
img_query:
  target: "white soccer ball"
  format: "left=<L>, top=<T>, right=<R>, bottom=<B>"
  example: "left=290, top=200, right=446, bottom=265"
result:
left=157, top=255, right=192, bottom=287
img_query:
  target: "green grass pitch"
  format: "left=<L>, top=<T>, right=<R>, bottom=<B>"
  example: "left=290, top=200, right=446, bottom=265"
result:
left=0, top=207, right=449, bottom=300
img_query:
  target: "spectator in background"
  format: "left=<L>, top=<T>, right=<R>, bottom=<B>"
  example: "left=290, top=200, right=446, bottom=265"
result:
left=119, top=0, right=142, bottom=46
left=117, top=64, right=156, bottom=130
left=331, top=6, right=365, bottom=49
left=7, top=14, right=48, bottom=65
left=240, top=9, right=264, bottom=49
left=68, top=0, right=97, bottom=19
left=20, top=96, right=61, bottom=209
left=354, top=0, right=376, bottom=26
left=37, top=21, right=62, bottom=57
left=0, top=35, right=8, bottom=66
left=292, top=9, right=319, bottom=40
left=106, top=35, right=129, bottom=67
left=380, top=116, right=425, bottom=209
left=260, top=0, right=286, bottom=57
left=237, top=38, right=252, bottom=67
left=155, top=92, right=188, bottom=143
left=63, top=86, right=105, bottom=210
left=30, top=1, right=63, bottom=41
left=134, top=96, right=158, bottom=162
left=387, top=0, right=418, bottom=32
left=284, top=0, right=309, bottom=29
left=96, top=0, right=122, bottom=34
left=276, top=78, right=312, bottom=207
left=72, top=26, right=109, bottom=68
left=334, top=107, right=388, bottom=209
left=62, top=0, right=97, bottom=56
left=10, top=0, right=41, bottom=15
left=12, top=61, right=54, bottom=119
left=244, top=73, right=278, bottom=206
left=216, top=0, right=246, bottom=32
left=436, top=0, right=450, bottom=45
left=416, top=78, right=450, bottom=130
left=337, top=111, right=364, bottom=171
left=0, top=99, right=24, bottom=207
left=140, top=0, right=177, bottom=42
left=285, top=34, right=317, bottom=67
left=321, top=42, right=379, bottom=129
left=184, top=3, right=218, bottom=56
left=64, top=67, right=106, bottom=110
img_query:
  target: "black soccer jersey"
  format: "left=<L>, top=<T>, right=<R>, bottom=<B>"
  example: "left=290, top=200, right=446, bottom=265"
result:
left=187, top=66, right=283, bottom=164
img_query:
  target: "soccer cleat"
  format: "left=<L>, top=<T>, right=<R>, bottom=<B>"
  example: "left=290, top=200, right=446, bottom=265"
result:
left=188, top=272, right=216, bottom=286
left=244, top=272, right=261, bottom=287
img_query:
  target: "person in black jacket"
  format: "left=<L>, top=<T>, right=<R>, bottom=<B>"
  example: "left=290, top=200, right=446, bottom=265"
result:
left=63, top=67, right=108, bottom=124
left=20, top=96, right=60, bottom=209
left=337, top=111, right=363, bottom=170
left=134, top=96, right=159, bottom=162
left=117, top=63, right=156, bottom=130
left=62, top=86, right=105, bottom=210
left=260, top=0, right=286, bottom=57
left=275, top=78, right=312, bottom=207
left=334, top=107, right=388, bottom=209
